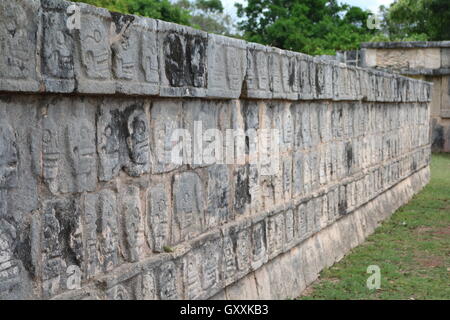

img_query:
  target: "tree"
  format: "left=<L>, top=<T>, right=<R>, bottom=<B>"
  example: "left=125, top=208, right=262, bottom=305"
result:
left=176, top=0, right=234, bottom=35
left=73, top=0, right=192, bottom=26
left=235, top=0, right=375, bottom=55
left=379, top=0, right=450, bottom=41
left=74, top=0, right=234, bottom=35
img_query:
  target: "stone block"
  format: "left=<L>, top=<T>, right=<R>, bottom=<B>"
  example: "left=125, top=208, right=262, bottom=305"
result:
left=266, top=212, right=285, bottom=259
left=172, top=172, right=205, bottom=244
left=183, top=100, right=219, bottom=167
left=41, top=0, right=76, bottom=93
left=74, top=3, right=115, bottom=94
left=111, top=14, right=160, bottom=95
left=120, top=186, right=144, bottom=263
left=442, top=48, right=450, bottom=68
left=158, top=21, right=208, bottom=97
left=37, top=197, right=83, bottom=298
left=297, top=53, right=316, bottom=100
left=207, top=34, right=246, bottom=98
left=332, top=63, right=354, bottom=100
left=244, top=43, right=271, bottom=99
left=269, top=49, right=299, bottom=100
left=0, top=0, right=41, bottom=92
left=146, top=184, right=170, bottom=253
left=97, top=99, right=151, bottom=180
left=184, top=236, right=223, bottom=299
left=293, top=151, right=304, bottom=198
left=284, top=209, right=296, bottom=251
left=314, top=58, right=334, bottom=99
left=206, top=165, right=230, bottom=229
left=250, top=220, right=268, bottom=271
left=234, top=165, right=251, bottom=215
left=150, top=100, right=183, bottom=173
left=158, top=260, right=182, bottom=300
left=82, top=190, right=120, bottom=279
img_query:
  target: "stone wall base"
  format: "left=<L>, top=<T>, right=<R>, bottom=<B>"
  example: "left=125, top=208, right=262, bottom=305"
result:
left=211, top=166, right=430, bottom=300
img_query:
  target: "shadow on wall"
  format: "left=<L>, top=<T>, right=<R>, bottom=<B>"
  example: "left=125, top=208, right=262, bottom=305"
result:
left=432, top=119, right=450, bottom=152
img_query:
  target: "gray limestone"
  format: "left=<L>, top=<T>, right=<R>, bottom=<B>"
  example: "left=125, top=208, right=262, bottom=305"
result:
left=0, top=0, right=434, bottom=301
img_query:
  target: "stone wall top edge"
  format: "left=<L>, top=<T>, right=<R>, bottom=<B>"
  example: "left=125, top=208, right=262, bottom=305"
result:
left=361, top=41, right=450, bottom=49
left=389, top=68, right=450, bottom=77
left=0, top=0, right=433, bottom=101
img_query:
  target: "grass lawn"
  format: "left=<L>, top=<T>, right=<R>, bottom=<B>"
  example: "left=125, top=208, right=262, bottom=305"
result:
left=300, top=153, right=450, bottom=300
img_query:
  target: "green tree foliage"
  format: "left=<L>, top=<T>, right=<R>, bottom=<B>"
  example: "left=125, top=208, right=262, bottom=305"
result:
left=381, top=0, right=450, bottom=41
left=74, top=0, right=234, bottom=35
left=195, top=0, right=224, bottom=13
left=176, top=0, right=234, bottom=35
left=235, top=0, right=375, bottom=55
left=73, top=0, right=192, bottom=25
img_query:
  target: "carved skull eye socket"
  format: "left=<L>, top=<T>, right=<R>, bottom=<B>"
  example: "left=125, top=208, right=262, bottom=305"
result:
left=121, top=38, right=129, bottom=49
left=5, top=18, right=16, bottom=32
left=105, top=126, right=112, bottom=137
left=93, top=30, right=102, bottom=43
left=133, top=118, right=146, bottom=137
left=43, top=129, right=52, bottom=143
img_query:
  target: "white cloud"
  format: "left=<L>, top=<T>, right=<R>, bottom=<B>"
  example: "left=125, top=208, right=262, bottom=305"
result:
left=222, top=0, right=245, bottom=19
left=340, top=0, right=395, bottom=13
left=368, top=0, right=395, bottom=13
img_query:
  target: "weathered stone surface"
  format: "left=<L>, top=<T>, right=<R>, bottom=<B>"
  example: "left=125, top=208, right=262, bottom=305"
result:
left=314, top=58, right=334, bottom=100
left=33, top=98, right=98, bottom=194
left=298, top=53, right=316, bottom=100
left=0, top=218, right=22, bottom=299
left=206, top=165, right=230, bottom=229
left=146, top=184, right=170, bottom=253
left=0, top=0, right=434, bottom=301
left=183, top=100, right=219, bottom=167
left=74, top=3, right=115, bottom=94
left=38, top=197, right=82, bottom=298
left=234, top=165, right=251, bottom=215
left=207, top=34, right=246, bottom=98
left=0, top=0, right=40, bottom=92
left=0, top=119, right=18, bottom=190
left=244, top=43, right=271, bottom=99
left=150, top=100, right=183, bottom=173
left=66, top=106, right=98, bottom=193
left=111, top=15, right=160, bottom=95
left=0, top=92, right=432, bottom=300
left=97, top=100, right=151, bottom=180
left=121, top=186, right=144, bottom=263
left=159, top=261, right=181, bottom=300
left=42, top=0, right=76, bottom=93
left=159, top=21, right=208, bottom=97
left=251, top=220, right=268, bottom=270
left=172, top=172, right=205, bottom=244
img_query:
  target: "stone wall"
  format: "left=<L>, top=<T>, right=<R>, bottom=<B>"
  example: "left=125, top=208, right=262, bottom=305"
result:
left=0, top=0, right=432, bottom=300
left=361, top=42, right=450, bottom=152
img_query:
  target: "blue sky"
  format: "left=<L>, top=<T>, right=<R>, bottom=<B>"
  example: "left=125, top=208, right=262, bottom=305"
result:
left=223, top=0, right=395, bottom=19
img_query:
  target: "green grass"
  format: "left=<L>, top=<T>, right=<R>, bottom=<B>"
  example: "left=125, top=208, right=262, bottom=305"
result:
left=300, top=153, right=450, bottom=300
